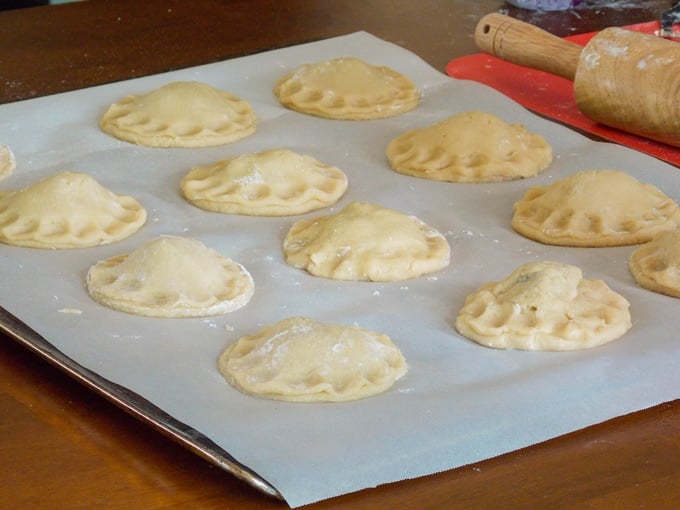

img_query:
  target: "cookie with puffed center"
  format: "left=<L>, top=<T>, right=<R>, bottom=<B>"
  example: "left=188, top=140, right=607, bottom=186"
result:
left=274, top=57, right=420, bottom=120
left=386, top=111, right=552, bottom=183
left=100, top=81, right=256, bottom=148
left=283, top=201, right=450, bottom=282
left=455, top=261, right=631, bottom=351
left=0, top=171, right=146, bottom=249
left=0, top=144, right=16, bottom=180
left=86, top=235, right=254, bottom=318
left=512, top=169, right=680, bottom=247
left=180, top=148, right=348, bottom=216
left=218, top=316, right=408, bottom=402
left=629, top=229, right=680, bottom=298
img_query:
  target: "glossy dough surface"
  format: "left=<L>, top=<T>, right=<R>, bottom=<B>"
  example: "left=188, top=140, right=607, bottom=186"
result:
left=283, top=201, right=450, bottom=281
left=512, top=169, right=680, bottom=246
left=218, top=317, right=408, bottom=402
left=87, top=236, right=254, bottom=317
left=629, top=229, right=680, bottom=298
left=386, top=111, right=552, bottom=182
left=181, top=149, right=348, bottom=216
left=100, top=81, right=256, bottom=147
left=274, top=57, right=420, bottom=120
left=0, top=144, right=16, bottom=180
left=455, top=261, right=631, bottom=351
left=0, top=171, right=146, bottom=249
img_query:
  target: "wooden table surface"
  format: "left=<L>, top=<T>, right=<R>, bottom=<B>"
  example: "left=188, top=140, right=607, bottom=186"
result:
left=1, top=1, right=679, bottom=508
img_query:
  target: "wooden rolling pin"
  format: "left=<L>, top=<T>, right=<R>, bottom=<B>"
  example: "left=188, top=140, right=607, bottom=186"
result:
left=474, top=13, right=680, bottom=148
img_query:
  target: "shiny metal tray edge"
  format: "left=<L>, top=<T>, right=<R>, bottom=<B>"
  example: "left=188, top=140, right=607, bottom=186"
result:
left=0, top=305, right=282, bottom=500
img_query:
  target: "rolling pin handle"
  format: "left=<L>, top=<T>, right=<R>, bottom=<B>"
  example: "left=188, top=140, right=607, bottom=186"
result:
left=475, top=13, right=582, bottom=81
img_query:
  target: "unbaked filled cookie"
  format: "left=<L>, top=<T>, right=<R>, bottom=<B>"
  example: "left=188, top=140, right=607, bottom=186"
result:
left=180, top=148, right=348, bottom=216
left=100, top=81, right=256, bottom=148
left=0, top=144, right=16, bottom=180
left=629, top=229, right=680, bottom=298
left=0, top=171, right=146, bottom=249
left=512, top=169, right=680, bottom=247
left=455, top=261, right=631, bottom=351
left=283, top=201, right=450, bottom=282
left=218, top=316, right=408, bottom=402
left=86, top=236, right=254, bottom=318
left=274, top=57, right=420, bottom=120
left=386, top=111, right=552, bottom=182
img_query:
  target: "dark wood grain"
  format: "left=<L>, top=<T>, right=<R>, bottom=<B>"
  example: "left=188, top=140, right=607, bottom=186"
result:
left=1, top=1, right=678, bottom=508
left=0, top=0, right=670, bottom=103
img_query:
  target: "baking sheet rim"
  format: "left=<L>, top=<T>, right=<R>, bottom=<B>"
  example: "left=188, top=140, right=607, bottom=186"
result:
left=0, top=306, right=283, bottom=499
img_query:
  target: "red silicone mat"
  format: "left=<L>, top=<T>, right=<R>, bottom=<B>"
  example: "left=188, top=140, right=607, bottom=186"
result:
left=446, top=21, right=680, bottom=166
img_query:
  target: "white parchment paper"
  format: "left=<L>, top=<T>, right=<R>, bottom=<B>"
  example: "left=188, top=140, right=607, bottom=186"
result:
left=1, top=32, right=679, bottom=507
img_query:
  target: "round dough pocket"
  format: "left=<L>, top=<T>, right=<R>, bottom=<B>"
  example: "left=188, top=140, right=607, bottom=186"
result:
left=0, top=171, right=146, bottom=249
left=181, top=148, right=348, bottom=216
left=455, top=261, right=632, bottom=351
left=86, top=235, right=254, bottom=318
left=0, top=144, right=16, bottom=180
left=218, top=317, right=408, bottom=402
left=386, top=111, right=552, bottom=183
left=283, top=201, right=450, bottom=282
left=629, top=229, right=680, bottom=298
left=512, top=169, right=680, bottom=247
left=100, top=81, right=256, bottom=148
left=274, top=57, right=420, bottom=120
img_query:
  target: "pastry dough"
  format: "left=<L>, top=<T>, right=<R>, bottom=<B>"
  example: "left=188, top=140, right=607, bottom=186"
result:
left=100, top=81, right=256, bottom=147
left=455, top=261, right=631, bottom=351
left=274, top=57, right=420, bottom=120
left=180, top=148, right=348, bottom=216
left=0, top=144, right=16, bottom=180
left=512, top=169, right=680, bottom=246
left=283, top=201, right=450, bottom=281
left=87, top=236, right=254, bottom=318
left=386, top=111, right=552, bottom=182
left=0, top=171, right=146, bottom=249
left=218, top=316, right=408, bottom=402
left=629, top=229, right=680, bottom=298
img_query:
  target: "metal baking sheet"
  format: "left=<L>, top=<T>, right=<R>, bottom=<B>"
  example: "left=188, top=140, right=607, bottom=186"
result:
left=1, top=32, right=680, bottom=508
left=0, top=306, right=280, bottom=498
